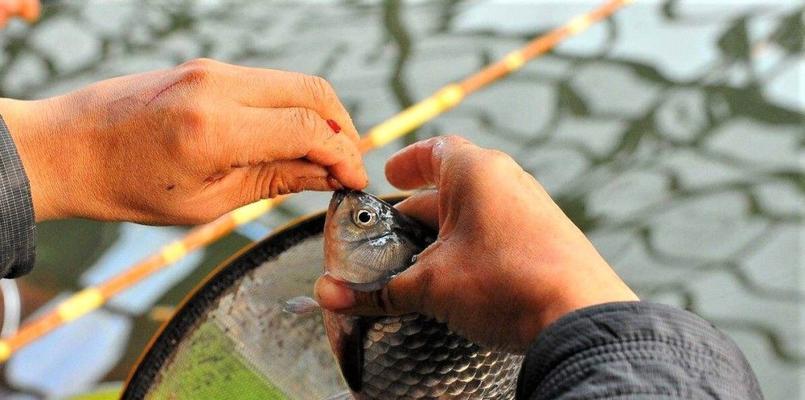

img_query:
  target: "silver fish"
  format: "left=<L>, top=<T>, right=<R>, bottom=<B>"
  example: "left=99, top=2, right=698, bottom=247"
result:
left=321, top=190, right=523, bottom=399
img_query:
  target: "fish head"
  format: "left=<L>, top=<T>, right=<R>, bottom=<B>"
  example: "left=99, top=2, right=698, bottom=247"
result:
left=324, top=190, right=430, bottom=292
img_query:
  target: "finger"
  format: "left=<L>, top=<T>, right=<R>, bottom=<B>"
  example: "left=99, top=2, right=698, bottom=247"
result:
left=179, top=160, right=338, bottom=223
left=20, top=0, right=40, bottom=21
left=314, top=275, right=356, bottom=311
left=188, top=161, right=335, bottom=222
left=385, top=135, right=475, bottom=190
left=395, top=190, right=439, bottom=229
left=222, top=159, right=342, bottom=204
left=0, top=9, right=9, bottom=28
left=314, top=270, right=421, bottom=316
left=0, top=0, right=18, bottom=13
left=314, top=249, right=439, bottom=317
left=6, top=0, right=24, bottom=15
left=207, top=63, right=361, bottom=144
left=307, top=136, right=367, bottom=190
left=221, top=106, right=368, bottom=189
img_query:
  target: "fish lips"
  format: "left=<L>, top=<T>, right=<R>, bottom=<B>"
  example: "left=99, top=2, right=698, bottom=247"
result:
left=329, top=190, right=346, bottom=208
left=329, top=189, right=357, bottom=214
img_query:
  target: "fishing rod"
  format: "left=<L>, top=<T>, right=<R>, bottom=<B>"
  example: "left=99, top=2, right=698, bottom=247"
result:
left=0, top=0, right=634, bottom=363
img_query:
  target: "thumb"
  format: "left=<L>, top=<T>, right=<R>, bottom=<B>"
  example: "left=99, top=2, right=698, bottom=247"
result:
left=21, top=0, right=40, bottom=22
left=314, top=261, right=433, bottom=316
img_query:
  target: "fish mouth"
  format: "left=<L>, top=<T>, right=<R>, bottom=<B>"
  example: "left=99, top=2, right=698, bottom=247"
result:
left=328, top=189, right=351, bottom=212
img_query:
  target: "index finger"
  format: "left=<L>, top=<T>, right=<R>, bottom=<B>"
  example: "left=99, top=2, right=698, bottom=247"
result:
left=221, top=106, right=368, bottom=190
left=219, top=64, right=361, bottom=144
left=384, top=135, right=474, bottom=190
left=20, top=0, right=39, bottom=21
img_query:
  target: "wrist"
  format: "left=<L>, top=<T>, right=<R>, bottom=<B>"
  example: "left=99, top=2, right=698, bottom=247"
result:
left=0, top=98, right=77, bottom=221
left=539, top=267, right=639, bottom=333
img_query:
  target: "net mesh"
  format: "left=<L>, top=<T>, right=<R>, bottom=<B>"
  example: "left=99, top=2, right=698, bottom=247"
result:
left=126, top=215, right=349, bottom=399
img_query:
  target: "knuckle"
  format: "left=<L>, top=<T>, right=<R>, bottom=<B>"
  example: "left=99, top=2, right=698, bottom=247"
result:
left=301, top=74, right=336, bottom=101
left=151, top=59, right=219, bottom=107
left=179, top=57, right=218, bottom=71
left=384, top=288, right=406, bottom=315
left=266, top=176, right=291, bottom=198
left=466, top=148, right=518, bottom=178
left=175, top=58, right=217, bottom=85
left=451, top=152, right=485, bottom=178
left=290, top=107, right=322, bottom=135
left=249, top=164, right=302, bottom=199
left=169, top=103, right=214, bottom=161
left=251, top=164, right=277, bottom=199
left=413, top=266, right=436, bottom=312
left=280, top=178, right=305, bottom=196
left=441, top=135, right=469, bottom=146
left=481, top=148, right=514, bottom=165
left=178, top=103, right=209, bottom=137
left=436, top=135, right=473, bottom=163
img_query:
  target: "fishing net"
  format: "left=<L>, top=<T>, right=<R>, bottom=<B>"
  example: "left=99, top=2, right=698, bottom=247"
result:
left=125, top=200, right=393, bottom=399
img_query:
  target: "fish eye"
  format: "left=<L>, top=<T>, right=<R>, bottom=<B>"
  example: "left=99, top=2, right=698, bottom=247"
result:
left=353, top=209, right=377, bottom=227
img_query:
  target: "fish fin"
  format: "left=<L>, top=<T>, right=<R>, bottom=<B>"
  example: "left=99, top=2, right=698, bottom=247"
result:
left=321, top=390, right=354, bottom=400
left=283, top=296, right=320, bottom=314
left=323, top=311, right=364, bottom=393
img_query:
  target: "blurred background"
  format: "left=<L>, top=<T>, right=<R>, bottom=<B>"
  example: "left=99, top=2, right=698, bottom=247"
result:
left=0, top=0, right=801, bottom=398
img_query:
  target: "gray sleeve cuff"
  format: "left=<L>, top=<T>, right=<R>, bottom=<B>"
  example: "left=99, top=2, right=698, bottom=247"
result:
left=0, top=114, right=36, bottom=279
left=517, top=301, right=763, bottom=400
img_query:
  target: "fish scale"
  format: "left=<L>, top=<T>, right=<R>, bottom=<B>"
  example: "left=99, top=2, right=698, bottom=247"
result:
left=359, top=314, right=521, bottom=399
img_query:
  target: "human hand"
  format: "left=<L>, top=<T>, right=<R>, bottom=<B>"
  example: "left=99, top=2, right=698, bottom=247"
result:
left=315, top=136, right=637, bottom=352
left=0, top=0, right=39, bottom=27
left=0, top=58, right=367, bottom=224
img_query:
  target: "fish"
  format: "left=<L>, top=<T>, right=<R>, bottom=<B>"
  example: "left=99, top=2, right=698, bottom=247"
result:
left=310, top=190, right=523, bottom=399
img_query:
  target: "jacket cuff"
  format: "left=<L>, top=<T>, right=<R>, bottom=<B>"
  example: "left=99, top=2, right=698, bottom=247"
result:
left=516, top=301, right=762, bottom=399
left=0, top=114, right=36, bottom=279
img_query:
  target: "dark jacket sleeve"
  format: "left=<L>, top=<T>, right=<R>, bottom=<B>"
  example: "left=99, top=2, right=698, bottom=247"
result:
left=516, top=301, right=763, bottom=399
left=0, top=114, right=36, bottom=279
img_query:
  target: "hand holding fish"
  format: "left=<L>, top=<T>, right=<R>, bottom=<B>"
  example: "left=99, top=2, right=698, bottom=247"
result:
left=315, top=135, right=638, bottom=352
left=0, top=58, right=368, bottom=224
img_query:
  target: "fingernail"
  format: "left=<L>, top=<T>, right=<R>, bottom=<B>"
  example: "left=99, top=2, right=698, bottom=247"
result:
left=326, top=119, right=342, bottom=134
left=431, top=138, right=447, bottom=158
left=327, top=176, right=344, bottom=190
